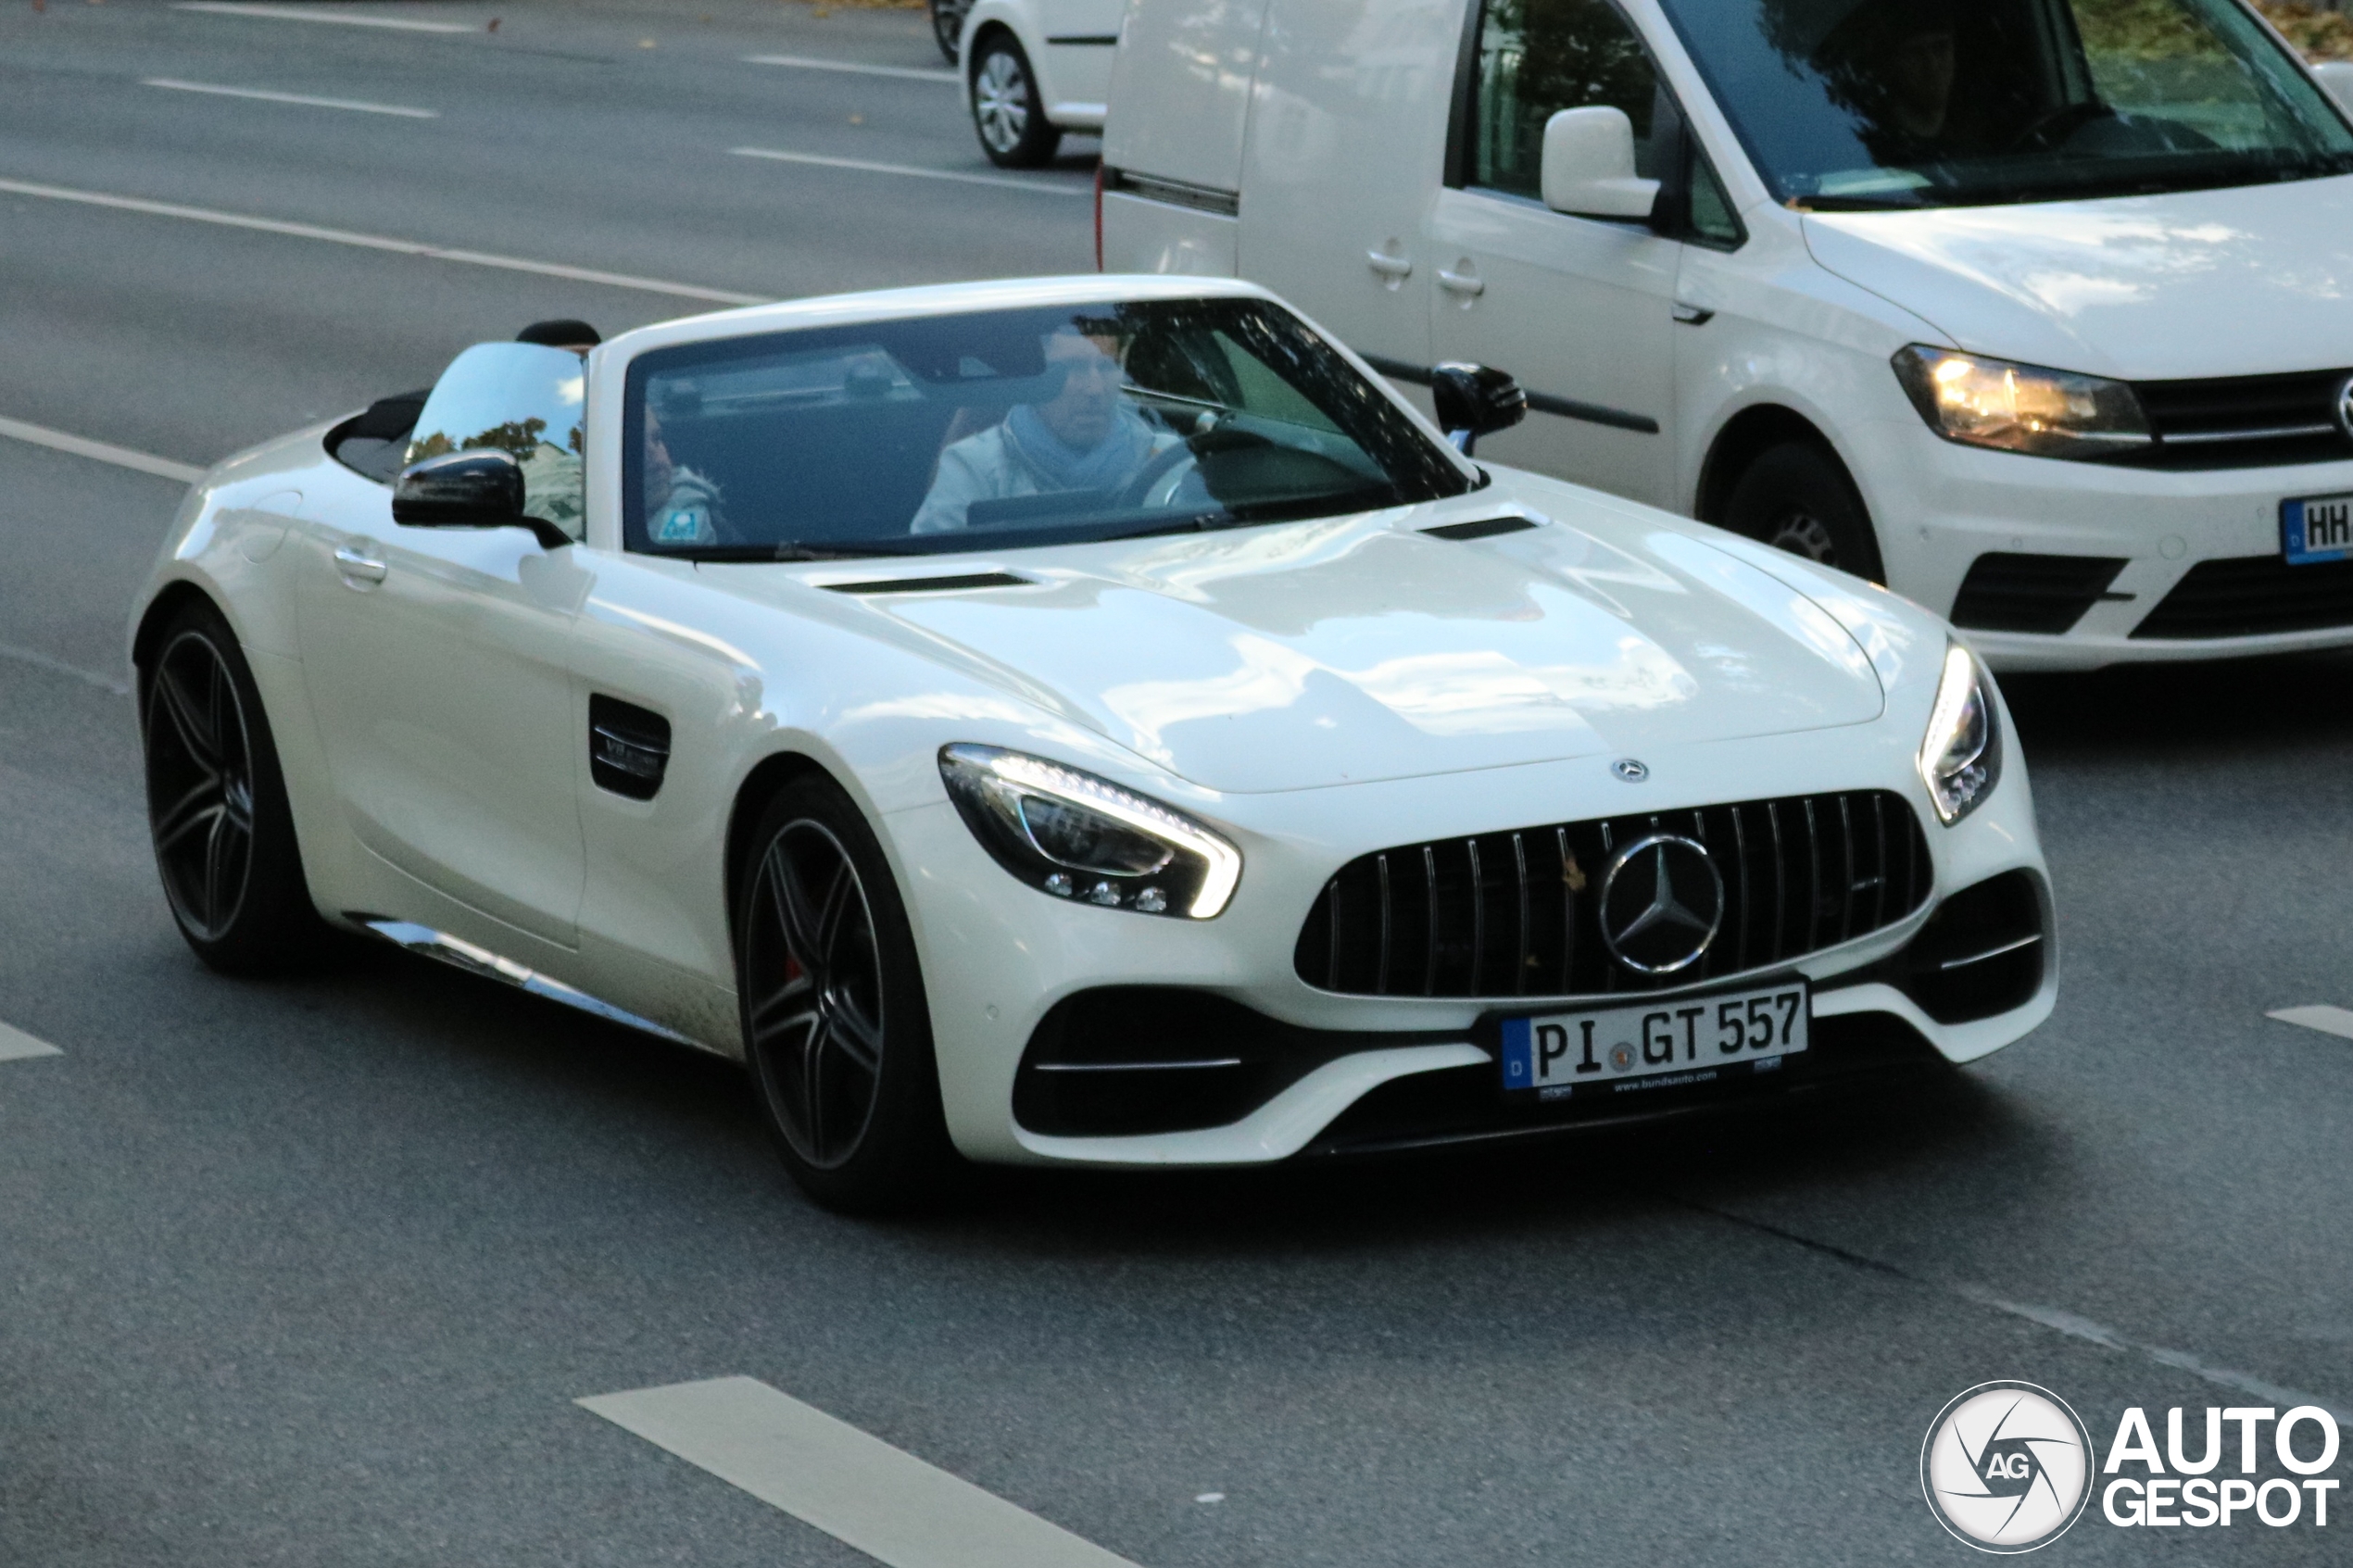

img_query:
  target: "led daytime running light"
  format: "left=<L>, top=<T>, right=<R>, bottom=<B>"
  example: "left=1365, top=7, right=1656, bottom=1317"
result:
left=1918, top=643, right=1999, bottom=825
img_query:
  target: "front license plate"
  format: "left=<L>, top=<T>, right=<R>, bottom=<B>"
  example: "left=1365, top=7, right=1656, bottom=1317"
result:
left=1500, top=981, right=1809, bottom=1100
left=2282, top=492, right=2353, bottom=565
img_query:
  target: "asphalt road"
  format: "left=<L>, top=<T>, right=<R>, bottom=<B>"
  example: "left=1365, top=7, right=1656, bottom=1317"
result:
left=2, top=4, right=2349, bottom=1563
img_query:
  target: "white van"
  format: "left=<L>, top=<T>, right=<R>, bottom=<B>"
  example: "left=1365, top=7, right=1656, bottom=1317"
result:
left=1100, top=0, right=2353, bottom=669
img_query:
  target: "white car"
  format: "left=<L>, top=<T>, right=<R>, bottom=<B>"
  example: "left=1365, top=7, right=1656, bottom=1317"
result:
left=1101, top=0, right=2353, bottom=671
left=934, top=0, right=1122, bottom=167
left=130, top=276, right=2052, bottom=1211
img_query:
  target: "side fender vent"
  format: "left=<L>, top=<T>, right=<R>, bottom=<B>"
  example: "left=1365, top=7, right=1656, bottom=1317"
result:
left=824, top=571, right=1033, bottom=595
left=590, top=695, right=671, bottom=800
left=1421, top=516, right=1541, bottom=542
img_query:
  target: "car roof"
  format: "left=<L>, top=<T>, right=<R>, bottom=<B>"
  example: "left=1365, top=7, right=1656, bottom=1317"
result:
left=599, top=274, right=1280, bottom=364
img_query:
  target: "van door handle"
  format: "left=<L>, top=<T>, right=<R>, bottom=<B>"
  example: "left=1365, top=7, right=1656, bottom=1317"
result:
left=333, top=545, right=387, bottom=585
left=1365, top=250, right=1414, bottom=280
left=1673, top=303, right=1717, bottom=325
left=1437, top=267, right=1485, bottom=297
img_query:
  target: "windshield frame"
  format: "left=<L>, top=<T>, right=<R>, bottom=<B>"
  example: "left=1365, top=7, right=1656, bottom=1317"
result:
left=1650, top=0, right=2353, bottom=211
left=617, top=297, right=1478, bottom=562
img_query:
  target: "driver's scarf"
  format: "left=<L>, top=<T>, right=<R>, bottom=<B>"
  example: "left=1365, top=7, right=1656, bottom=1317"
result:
left=1001, top=401, right=1158, bottom=493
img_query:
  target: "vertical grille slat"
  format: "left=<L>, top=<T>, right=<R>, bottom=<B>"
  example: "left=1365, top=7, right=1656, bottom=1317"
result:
left=1295, top=790, right=1931, bottom=998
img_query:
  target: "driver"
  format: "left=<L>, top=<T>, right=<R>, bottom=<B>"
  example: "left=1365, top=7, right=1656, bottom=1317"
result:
left=1816, top=0, right=1959, bottom=157
left=910, top=323, right=1186, bottom=535
left=643, top=404, right=727, bottom=546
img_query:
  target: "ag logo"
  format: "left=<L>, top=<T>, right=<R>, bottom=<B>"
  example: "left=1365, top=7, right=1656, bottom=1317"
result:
left=1922, top=1382, right=2093, bottom=1553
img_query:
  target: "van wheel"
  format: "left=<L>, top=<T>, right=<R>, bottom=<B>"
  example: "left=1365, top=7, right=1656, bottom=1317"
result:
left=971, top=32, right=1061, bottom=169
left=735, top=774, right=957, bottom=1213
left=1722, top=441, right=1887, bottom=584
left=927, top=0, right=969, bottom=64
left=141, top=599, right=324, bottom=974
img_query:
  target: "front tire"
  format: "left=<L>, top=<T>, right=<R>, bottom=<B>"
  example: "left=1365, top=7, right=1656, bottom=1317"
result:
left=735, top=774, right=956, bottom=1213
left=970, top=32, right=1061, bottom=169
left=1722, top=440, right=1887, bottom=584
left=140, top=599, right=323, bottom=973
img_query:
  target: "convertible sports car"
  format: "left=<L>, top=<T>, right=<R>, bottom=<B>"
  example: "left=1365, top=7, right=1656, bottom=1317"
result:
left=131, top=276, right=2053, bottom=1210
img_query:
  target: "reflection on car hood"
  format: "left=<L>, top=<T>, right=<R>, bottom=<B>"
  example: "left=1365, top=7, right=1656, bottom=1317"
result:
left=1805, top=176, right=2353, bottom=380
left=749, top=498, right=1888, bottom=794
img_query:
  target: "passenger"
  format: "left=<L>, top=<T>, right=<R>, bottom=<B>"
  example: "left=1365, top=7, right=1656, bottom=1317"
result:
left=643, top=405, right=726, bottom=546
left=911, top=323, right=1187, bottom=534
left=1815, top=0, right=1960, bottom=160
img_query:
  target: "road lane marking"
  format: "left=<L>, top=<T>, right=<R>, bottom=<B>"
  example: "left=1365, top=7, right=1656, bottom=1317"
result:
left=578, top=1376, right=1141, bottom=1568
left=1692, top=1202, right=2347, bottom=1424
left=0, top=179, right=769, bottom=307
left=144, top=78, right=439, bottom=118
left=173, top=2, right=477, bottom=33
left=0, top=415, right=205, bottom=484
left=0, top=1022, right=64, bottom=1062
left=743, top=54, right=959, bottom=83
left=2268, top=1004, right=2353, bottom=1040
left=730, top=146, right=1088, bottom=196
left=0, top=642, right=133, bottom=696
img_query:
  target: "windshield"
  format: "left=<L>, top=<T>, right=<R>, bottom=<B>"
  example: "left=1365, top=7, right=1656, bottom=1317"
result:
left=1654, top=0, right=2353, bottom=208
left=622, top=298, right=1473, bottom=559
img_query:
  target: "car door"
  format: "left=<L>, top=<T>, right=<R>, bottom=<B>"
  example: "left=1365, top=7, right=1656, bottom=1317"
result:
left=294, top=344, right=592, bottom=948
left=1037, top=0, right=1122, bottom=115
left=1428, top=0, right=1681, bottom=507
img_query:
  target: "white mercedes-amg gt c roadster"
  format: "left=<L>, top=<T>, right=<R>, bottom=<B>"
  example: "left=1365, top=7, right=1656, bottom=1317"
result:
left=130, top=277, right=2053, bottom=1210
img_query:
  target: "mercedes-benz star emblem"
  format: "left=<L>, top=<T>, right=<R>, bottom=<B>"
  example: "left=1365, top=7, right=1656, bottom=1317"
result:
left=1612, top=759, right=1649, bottom=783
left=1598, top=834, right=1725, bottom=975
left=2334, top=373, right=2353, bottom=442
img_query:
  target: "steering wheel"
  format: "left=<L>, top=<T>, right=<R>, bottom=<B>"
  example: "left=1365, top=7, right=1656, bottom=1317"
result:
left=1114, top=441, right=1204, bottom=512
left=2007, top=100, right=2112, bottom=155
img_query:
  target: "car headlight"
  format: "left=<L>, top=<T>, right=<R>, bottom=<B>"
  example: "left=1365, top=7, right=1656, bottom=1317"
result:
left=1893, top=345, right=2151, bottom=460
left=1919, top=643, right=2002, bottom=825
left=938, top=745, right=1241, bottom=919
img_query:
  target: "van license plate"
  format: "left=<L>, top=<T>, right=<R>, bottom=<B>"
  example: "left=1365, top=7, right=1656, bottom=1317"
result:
left=1500, top=981, right=1809, bottom=1099
left=2282, top=493, right=2353, bottom=565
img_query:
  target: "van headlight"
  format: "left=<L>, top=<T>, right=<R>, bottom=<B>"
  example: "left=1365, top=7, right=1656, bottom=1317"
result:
left=1919, top=644, right=2002, bottom=825
left=939, top=745, right=1241, bottom=918
left=1893, top=345, right=2151, bottom=460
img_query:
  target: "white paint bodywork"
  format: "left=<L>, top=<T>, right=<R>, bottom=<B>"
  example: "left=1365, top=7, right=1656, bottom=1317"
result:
left=1100, top=0, right=2353, bottom=670
left=132, top=275, right=2052, bottom=1167
left=959, top=0, right=1126, bottom=133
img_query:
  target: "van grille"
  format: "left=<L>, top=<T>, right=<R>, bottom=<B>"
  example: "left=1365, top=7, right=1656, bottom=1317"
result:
left=2134, top=369, right=2353, bottom=469
left=2133, top=554, right=2353, bottom=639
left=1293, top=792, right=1932, bottom=1000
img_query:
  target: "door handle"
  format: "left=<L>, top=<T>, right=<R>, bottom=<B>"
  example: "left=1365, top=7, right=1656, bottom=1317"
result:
left=1673, top=303, right=1717, bottom=326
left=1365, top=250, right=1414, bottom=280
left=333, top=545, right=387, bottom=585
left=1437, top=267, right=1485, bottom=297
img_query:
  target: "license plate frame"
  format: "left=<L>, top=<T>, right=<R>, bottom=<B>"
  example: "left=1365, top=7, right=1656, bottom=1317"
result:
left=1499, top=979, right=1810, bottom=1101
left=2281, top=492, right=2353, bottom=566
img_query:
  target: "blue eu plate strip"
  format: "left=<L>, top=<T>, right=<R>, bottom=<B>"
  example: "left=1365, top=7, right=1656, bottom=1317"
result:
left=1501, top=1017, right=1533, bottom=1088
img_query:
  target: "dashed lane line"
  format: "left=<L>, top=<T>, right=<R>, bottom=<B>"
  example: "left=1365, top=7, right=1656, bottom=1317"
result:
left=578, top=1376, right=1142, bottom=1568
left=173, top=2, right=478, bottom=33
left=144, top=78, right=440, bottom=119
left=0, top=1022, right=64, bottom=1062
left=743, top=54, right=960, bottom=84
left=730, top=146, right=1089, bottom=196
left=0, top=415, right=204, bottom=484
left=2269, top=1005, right=2353, bottom=1040
left=0, top=642, right=132, bottom=697
left=0, top=178, right=770, bottom=307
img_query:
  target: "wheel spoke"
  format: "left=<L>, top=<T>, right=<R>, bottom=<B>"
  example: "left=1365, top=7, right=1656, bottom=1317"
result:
left=771, top=843, right=828, bottom=963
left=827, top=999, right=883, bottom=1075
left=200, top=811, right=232, bottom=927
left=153, top=660, right=221, bottom=772
left=748, top=981, right=820, bottom=1047
left=153, top=779, right=225, bottom=853
left=814, top=859, right=857, bottom=963
left=800, top=1020, right=827, bottom=1155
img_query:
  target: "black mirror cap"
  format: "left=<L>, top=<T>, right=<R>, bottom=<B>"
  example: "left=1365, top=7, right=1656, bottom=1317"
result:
left=392, top=449, right=570, bottom=549
left=1430, top=362, right=1529, bottom=456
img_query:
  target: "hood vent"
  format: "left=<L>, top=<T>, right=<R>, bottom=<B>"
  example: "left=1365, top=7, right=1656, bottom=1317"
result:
left=824, top=571, right=1033, bottom=596
left=1421, top=516, right=1541, bottom=543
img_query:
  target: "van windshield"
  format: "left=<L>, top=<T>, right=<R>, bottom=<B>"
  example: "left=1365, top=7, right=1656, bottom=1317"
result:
left=1654, top=0, right=2353, bottom=208
left=623, top=298, right=1473, bottom=560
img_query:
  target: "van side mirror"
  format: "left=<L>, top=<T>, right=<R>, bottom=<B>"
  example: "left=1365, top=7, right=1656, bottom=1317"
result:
left=1541, top=106, right=1661, bottom=221
left=393, top=450, right=571, bottom=550
left=2316, top=60, right=2353, bottom=112
left=1431, top=362, right=1529, bottom=457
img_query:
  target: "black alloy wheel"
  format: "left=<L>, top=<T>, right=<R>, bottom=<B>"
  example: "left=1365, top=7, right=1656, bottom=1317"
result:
left=970, top=31, right=1062, bottom=169
left=1721, top=439, right=1888, bottom=584
left=928, top=0, right=971, bottom=63
left=736, top=776, right=954, bottom=1211
left=141, top=602, right=321, bottom=972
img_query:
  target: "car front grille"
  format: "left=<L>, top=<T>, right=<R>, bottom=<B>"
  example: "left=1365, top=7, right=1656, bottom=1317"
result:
left=2133, top=369, right=2353, bottom=470
left=1292, top=791, right=1933, bottom=1000
left=1949, top=552, right=2128, bottom=633
left=2133, top=554, right=2353, bottom=639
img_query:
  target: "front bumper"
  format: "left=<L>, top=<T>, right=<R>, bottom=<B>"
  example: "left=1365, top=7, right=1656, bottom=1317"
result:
left=886, top=729, right=2053, bottom=1168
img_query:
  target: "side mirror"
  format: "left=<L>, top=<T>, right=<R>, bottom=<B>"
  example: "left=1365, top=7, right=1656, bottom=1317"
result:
left=2316, top=60, right=2353, bottom=112
left=1541, top=106, right=1661, bottom=221
left=392, top=450, right=570, bottom=549
left=1431, top=362, right=1529, bottom=457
